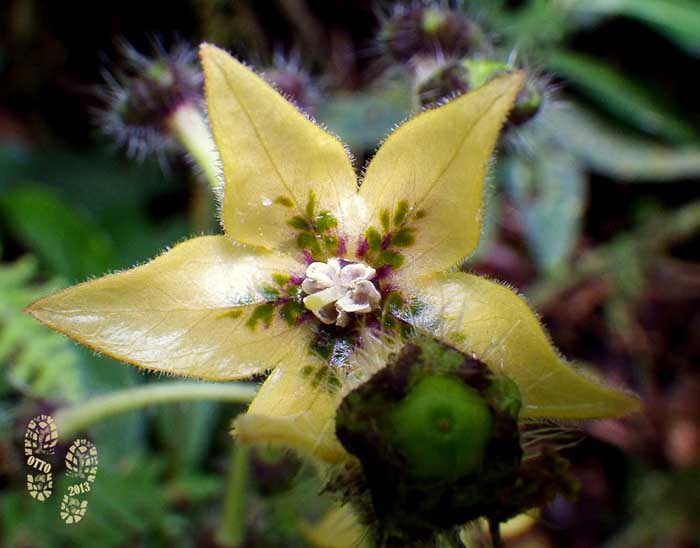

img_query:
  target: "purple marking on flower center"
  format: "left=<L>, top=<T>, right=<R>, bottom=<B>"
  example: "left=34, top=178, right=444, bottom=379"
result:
left=365, top=316, right=381, bottom=331
left=290, top=274, right=305, bottom=286
left=337, top=237, right=347, bottom=257
left=302, top=250, right=315, bottom=264
left=376, top=265, right=393, bottom=280
left=356, top=237, right=369, bottom=258
left=381, top=234, right=392, bottom=250
left=377, top=282, right=397, bottom=296
left=297, top=312, right=313, bottom=325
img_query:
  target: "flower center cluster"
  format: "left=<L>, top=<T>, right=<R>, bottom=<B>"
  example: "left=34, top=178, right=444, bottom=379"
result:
left=301, top=258, right=381, bottom=327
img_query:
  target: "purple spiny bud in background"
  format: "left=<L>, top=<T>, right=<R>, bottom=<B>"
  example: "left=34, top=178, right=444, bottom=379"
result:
left=95, top=40, right=204, bottom=162
left=417, top=60, right=470, bottom=106
left=263, top=52, right=319, bottom=117
left=378, top=4, right=479, bottom=65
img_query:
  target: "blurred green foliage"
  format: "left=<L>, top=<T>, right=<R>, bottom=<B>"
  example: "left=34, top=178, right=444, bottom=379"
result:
left=318, top=83, right=413, bottom=151
left=0, top=256, right=80, bottom=401
left=1, top=186, right=116, bottom=281
left=504, top=144, right=586, bottom=272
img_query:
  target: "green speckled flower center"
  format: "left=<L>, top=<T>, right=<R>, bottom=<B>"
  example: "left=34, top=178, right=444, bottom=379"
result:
left=389, top=375, right=493, bottom=481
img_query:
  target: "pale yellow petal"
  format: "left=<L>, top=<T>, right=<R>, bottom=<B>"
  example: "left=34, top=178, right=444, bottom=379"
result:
left=200, top=44, right=360, bottom=251
left=27, top=236, right=308, bottom=380
left=462, top=513, right=538, bottom=546
left=401, top=273, right=640, bottom=419
left=234, top=360, right=347, bottom=464
left=359, top=73, right=523, bottom=283
left=301, top=504, right=369, bottom=548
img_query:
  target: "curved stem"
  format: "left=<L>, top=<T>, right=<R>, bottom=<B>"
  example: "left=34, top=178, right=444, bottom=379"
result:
left=216, top=443, right=249, bottom=547
left=168, top=102, right=221, bottom=191
left=54, top=382, right=257, bottom=439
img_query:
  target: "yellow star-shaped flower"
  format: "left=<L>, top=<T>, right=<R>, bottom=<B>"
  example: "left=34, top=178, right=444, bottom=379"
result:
left=28, top=45, right=638, bottom=464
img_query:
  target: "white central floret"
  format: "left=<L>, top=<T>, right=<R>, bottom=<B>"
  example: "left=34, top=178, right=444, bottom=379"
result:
left=301, top=258, right=381, bottom=327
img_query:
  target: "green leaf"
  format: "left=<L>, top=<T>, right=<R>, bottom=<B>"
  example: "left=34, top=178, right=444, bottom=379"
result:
left=288, top=215, right=311, bottom=230
left=0, top=143, right=190, bottom=266
left=490, top=0, right=572, bottom=48
left=576, top=0, right=700, bottom=56
left=0, top=144, right=172, bottom=214
left=0, top=184, right=117, bottom=280
left=0, top=256, right=82, bottom=400
left=317, top=83, right=413, bottom=151
left=546, top=49, right=697, bottom=143
left=504, top=145, right=586, bottom=272
left=547, top=103, right=700, bottom=181
left=155, top=400, right=221, bottom=472
left=315, top=211, right=338, bottom=232
left=377, top=250, right=405, bottom=268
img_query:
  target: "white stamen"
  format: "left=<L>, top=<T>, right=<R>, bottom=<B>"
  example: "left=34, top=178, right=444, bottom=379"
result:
left=302, top=259, right=381, bottom=326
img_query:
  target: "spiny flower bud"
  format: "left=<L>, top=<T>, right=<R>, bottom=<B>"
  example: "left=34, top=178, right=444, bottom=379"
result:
left=263, top=53, right=318, bottom=117
left=334, top=336, right=574, bottom=545
left=379, top=5, right=478, bottom=64
left=464, top=59, right=543, bottom=125
left=418, top=58, right=544, bottom=125
left=417, top=60, right=470, bottom=106
left=510, top=79, right=543, bottom=125
left=336, top=336, right=521, bottom=540
left=96, top=41, right=204, bottom=161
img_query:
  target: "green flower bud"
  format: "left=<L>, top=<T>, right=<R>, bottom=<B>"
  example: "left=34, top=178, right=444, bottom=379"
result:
left=389, top=376, right=492, bottom=480
left=464, top=58, right=511, bottom=89
left=333, top=336, right=577, bottom=545
left=335, top=336, right=524, bottom=541
left=464, top=59, right=543, bottom=125
left=418, top=58, right=543, bottom=125
left=510, top=80, right=543, bottom=125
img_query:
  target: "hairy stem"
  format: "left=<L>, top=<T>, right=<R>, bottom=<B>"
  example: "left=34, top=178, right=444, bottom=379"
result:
left=54, top=382, right=257, bottom=439
left=216, top=443, right=250, bottom=547
left=189, top=168, right=215, bottom=232
left=168, top=102, right=220, bottom=190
